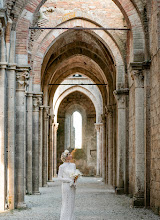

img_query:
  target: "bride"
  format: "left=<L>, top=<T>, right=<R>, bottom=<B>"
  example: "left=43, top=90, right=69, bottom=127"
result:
left=58, top=150, right=78, bottom=220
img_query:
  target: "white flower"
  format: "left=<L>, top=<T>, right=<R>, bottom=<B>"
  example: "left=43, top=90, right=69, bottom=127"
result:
left=70, top=169, right=83, bottom=179
left=63, top=150, right=69, bottom=156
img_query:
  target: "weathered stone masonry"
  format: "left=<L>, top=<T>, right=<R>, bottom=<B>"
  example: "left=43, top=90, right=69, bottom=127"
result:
left=0, top=0, right=159, bottom=216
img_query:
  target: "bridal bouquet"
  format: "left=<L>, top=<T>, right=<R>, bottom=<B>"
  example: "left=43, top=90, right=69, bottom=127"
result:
left=69, top=169, right=83, bottom=188
left=70, top=169, right=83, bottom=181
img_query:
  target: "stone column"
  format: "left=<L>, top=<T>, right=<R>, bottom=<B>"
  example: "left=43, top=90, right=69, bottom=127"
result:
left=43, top=106, right=50, bottom=186
left=48, top=115, right=54, bottom=181
left=7, top=63, right=16, bottom=209
left=101, top=114, right=106, bottom=182
left=106, top=105, right=113, bottom=186
left=6, top=27, right=17, bottom=209
left=130, top=63, right=145, bottom=206
left=113, top=89, right=129, bottom=194
left=95, top=123, right=103, bottom=176
left=105, top=116, right=108, bottom=184
left=112, top=104, right=117, bottom=188
left=0, top=21, right=7, bottom=211
left=16, top=67, right=30, bottom=208
left=143, top=62, right=151, bottom=207
left=32, top=94, right=42, bottom=194
left=26, top=92, right=33, bottom=194
left=39, top=106, right=44, bottom=187
left=53, top=123, right=59, bottom=177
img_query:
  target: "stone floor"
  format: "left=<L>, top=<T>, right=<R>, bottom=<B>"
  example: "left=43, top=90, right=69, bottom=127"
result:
left=0, top=177, right=159, bottom=220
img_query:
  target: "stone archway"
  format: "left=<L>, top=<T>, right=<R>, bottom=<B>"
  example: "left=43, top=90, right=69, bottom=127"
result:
left=57, top=92, right=97, bottom=177
left=1, top=0, right=159, bottom=215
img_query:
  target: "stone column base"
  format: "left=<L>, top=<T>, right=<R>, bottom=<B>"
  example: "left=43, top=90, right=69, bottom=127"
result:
left=132, top=196, right=144, bottom=207
left=33, top=191, right=41, bottom=195
left=115, top=187, right=124, bottom=195
left=17, top=202, right=27, bottom=209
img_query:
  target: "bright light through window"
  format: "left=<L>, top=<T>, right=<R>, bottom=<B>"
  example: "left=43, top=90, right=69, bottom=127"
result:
left=73, top=111, right=82, bottom=149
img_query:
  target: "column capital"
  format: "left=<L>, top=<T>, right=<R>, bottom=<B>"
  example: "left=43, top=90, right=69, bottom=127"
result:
left=33, top=93, right=43, bottom=112
left=129, top=62, right=151, bottom=88
left=113, top=89, right=129, bottom=109
left=95, top=123, right=103, bottom=132
left=44, top=106, right=50, bottom=120
left=130, top=69, right=144, bottom=88
left=44, top=106, right=50, bottom=113
left=16, top=66, right=30, bottom=91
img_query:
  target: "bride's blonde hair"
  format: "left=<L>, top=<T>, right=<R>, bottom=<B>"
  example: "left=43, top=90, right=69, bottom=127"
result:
left=61, top=149, right=70, bottom=162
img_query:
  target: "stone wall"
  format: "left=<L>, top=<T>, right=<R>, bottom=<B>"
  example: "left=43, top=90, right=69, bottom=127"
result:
left=148, top=0, right=160, bottom=215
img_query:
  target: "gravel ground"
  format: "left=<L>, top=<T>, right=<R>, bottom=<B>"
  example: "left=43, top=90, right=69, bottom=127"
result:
left=0, top=177, right=159, bottom=220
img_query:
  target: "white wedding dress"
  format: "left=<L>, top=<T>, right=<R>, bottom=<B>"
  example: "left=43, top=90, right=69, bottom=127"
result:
left=58, top=162, right=76, bottom=220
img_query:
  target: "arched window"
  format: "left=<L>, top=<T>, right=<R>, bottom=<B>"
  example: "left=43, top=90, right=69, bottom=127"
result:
left=73, top=111, right=82, bottom=149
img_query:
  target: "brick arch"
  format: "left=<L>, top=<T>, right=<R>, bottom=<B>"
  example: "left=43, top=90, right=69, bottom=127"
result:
left=32, top=19, right=124, bottom=89
left=15, top=0, right=145, bottom=65
left=54, top=86, right=103, bottom=124
left=47, top=55, right=107, bottom=98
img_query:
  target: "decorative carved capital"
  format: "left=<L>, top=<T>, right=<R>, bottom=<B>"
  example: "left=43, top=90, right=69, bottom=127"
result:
left=16, top=67, right=30, bottom=90
left=131, top=70, right=144, bottom=88
left=129, top=62, right=148, bottom=88
left=44, top=106, right=50, bottom=120
left=33, top=94, right=43, bottom=111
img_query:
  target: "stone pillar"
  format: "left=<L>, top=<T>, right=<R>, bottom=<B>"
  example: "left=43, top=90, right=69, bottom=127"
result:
left=113, top=89, right=129, bottom=194
left=106, top=105, right=113, bottom=186
left=95, top=123, right=103, bottom=176
left=101, top=114, right=106, bottom=182
left=32, top=94, right=42, bottom=194
left=130, top=63, right=145, bottom=206
left=53, top=123, right=59, bottom=177
left=7, top=63, right=16, bottom=209
left=39, top=106, right=44, bottom=187
left=43, top=106, right=50, bottom=186
left=0, top=21, right=7, bottom=211
left=6, top=27, right=17, bottom=209
left=26, top=92, right=33, bottom=194
left=48, top=115, right=54, bottom=181
left=112, top=104, right=117, bottom=188
left=16, top=67, right=30, bottom=208
left=105, top=116, right=108, bottom=184
left=143, top=62, right=151, bottom=207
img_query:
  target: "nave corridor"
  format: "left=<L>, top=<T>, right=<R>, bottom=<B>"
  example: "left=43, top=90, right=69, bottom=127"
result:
left=0, top=177, right=159, bottom=220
